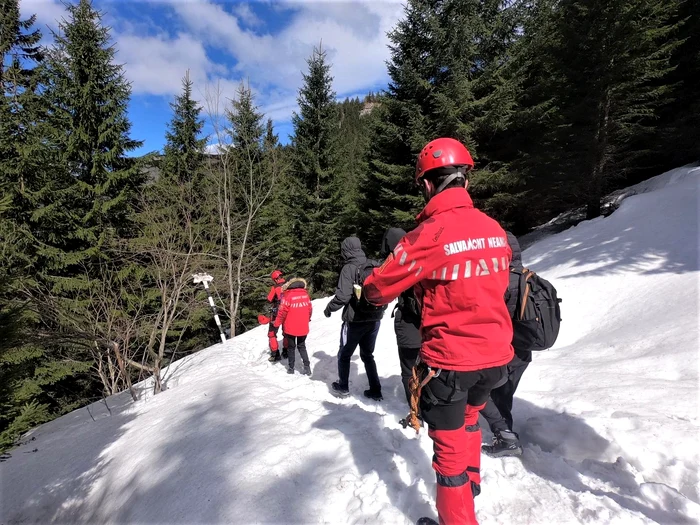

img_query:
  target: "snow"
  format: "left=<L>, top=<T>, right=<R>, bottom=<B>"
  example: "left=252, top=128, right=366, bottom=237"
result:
left=1, top=166, right=699, bottom=525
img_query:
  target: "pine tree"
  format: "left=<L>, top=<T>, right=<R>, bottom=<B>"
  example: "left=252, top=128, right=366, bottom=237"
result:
left=0, top=0, right=61, bottom=451
left=42, top=0, right=143, bottom=268
left=360, top=0, right=524, bottom=247
left=0, top=0, right=46, bottom=226
left=12, top=0, right=145, bottom=416
left=331, top=98, right=371, bottom=246
left=290, top=44, right=339, bottom=294
left=657, top=0, right=700, bottom=170
left=526, top=0, right=681, bottom=219
left=161, top=70, right=207, bottom=184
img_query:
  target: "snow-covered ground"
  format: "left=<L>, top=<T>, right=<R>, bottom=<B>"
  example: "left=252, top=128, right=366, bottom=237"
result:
left=1, top=166, right=698, bottom=525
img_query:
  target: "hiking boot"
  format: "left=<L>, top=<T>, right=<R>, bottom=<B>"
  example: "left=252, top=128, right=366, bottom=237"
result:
left=281, top=348, right=288, bottom=359
left=268, top=352, right=281, bottom=363
left=287, top=367, right=294, bottom=374
left=363, top=389, right=383, bottom=401
left=303, top=364, right=312, bottom=376
left=399, top=414, right=424, bottom=429
left=331, top=382, right=350, bottom=397
left=482, top=430, right=523, bottom=457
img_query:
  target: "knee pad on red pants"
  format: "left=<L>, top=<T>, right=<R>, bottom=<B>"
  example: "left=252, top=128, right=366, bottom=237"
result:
left=464, top=403, right=485, bottom=495
left=268, top=331, right=279, bottom=351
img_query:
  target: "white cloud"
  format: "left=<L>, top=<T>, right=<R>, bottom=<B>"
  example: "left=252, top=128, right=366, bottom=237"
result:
left=115, top=33, right=222, bottom=97
left=21, top=0, right=66, bottom=29
left=233, top=3, right=263, bottom=27
left=20, top=0, right=407, bottom=130
left=168, top=0, right=405, bottom=122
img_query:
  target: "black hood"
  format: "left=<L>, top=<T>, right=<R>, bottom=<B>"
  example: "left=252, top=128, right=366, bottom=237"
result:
left=507, top=231, right=522, bottom=267
left=341, top=236, right=366, bottom=264
left=381, top=228, right=407, bottom=258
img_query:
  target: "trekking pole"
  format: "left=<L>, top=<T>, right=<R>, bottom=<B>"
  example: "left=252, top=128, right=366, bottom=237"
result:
left=193, top=273, right=227, bottom=344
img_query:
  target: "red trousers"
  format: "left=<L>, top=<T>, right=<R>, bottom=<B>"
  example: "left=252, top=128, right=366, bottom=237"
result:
left=420, top=366, right=506, bottom=525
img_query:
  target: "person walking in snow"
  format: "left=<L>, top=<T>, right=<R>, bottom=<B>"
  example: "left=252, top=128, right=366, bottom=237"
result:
left=324, top=236, right=385, bottom=400
left=267, top=270, right=289, bottom=362
left=363, top=138, right=513, bottom=525
left=274, top=277, right=313, bottom=376
left=381, top=227, right=422, bottom=426
left=480, top=232, right=530, bottom=457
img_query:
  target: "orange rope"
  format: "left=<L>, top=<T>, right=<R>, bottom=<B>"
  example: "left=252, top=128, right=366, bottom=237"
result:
left=407, top=363, right=437, bottom=434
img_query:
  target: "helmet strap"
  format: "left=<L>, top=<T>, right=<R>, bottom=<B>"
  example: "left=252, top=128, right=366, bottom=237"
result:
left=435, top=169, right=466, bottom=194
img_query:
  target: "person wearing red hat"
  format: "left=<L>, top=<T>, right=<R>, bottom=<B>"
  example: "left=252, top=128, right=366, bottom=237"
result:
left=267, top=270, right=289, bottom=362
left=363, top=138, right=514, bottom=525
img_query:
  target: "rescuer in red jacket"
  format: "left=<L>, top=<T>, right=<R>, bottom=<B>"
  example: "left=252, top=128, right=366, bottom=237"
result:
left=274, top=277, right=313, bottom=376
left=363, top=137, right=514, bottom=525
left=267, top=270, right=289, bottom=362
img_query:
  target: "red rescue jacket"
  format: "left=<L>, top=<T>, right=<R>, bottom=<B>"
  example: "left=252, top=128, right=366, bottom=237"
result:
left=267, top=283, right=284, bottom=306
left=363, top=188, right=514, bottom=372
left=274, top=282, right=313, bottom=337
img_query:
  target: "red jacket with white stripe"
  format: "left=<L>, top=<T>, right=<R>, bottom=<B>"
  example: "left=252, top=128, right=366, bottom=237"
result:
left=363, top=188, right=514, bottom=372
left=274, top=282, right=313, bottom=337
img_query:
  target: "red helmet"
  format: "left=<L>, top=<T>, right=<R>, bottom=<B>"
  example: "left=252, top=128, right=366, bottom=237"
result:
left=415, top=137, right=474, bottom=182
left=270, top=270, right=283, bottom=281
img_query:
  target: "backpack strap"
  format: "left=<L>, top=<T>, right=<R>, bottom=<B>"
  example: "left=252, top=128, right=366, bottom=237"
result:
left=519, top=268, right=535, bottom=320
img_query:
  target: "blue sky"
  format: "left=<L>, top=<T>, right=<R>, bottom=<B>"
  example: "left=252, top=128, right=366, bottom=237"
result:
left=23, top=0, right=405, bottom=155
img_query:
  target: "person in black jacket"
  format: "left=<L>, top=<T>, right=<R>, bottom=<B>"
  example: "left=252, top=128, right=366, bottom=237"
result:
left=324, top=236, right=384, bottom=400
left=381, top=228, right=423, bottom=426
left=480, top=231, right=531, bottom=457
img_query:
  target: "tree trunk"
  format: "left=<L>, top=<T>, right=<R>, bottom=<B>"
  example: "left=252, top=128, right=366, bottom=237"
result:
left=587, top=88, right=612, bottom=220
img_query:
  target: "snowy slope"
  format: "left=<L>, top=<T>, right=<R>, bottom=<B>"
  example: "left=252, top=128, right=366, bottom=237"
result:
left=1, top=166, right=698, bottom=525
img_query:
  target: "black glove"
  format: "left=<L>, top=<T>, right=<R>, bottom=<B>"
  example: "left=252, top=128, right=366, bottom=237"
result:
left=324, top=308, right=331, bottom=318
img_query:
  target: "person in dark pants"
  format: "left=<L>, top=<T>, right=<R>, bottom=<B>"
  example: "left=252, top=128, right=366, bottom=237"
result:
left=324, top=236, right=385, bottom=400
left=274, top=277, right=313, bottom=376
left=381, top=228, right=422, bottom=424
left=266, top=270, right=289, bottom=362
left=364, top=138, right=513, bottom=525
left=480, top=231, right=532, bottom=457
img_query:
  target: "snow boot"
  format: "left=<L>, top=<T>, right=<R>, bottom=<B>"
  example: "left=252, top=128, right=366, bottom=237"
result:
left=268, top=351, right=281, bottom=363
left=287, top=367, right=294, bottom=375
left=303, top=364, right=312, bottom=376
left=281, top=348, right=288, bottom=359
left=331, top=382, right=350, bottom=398
left=482, top=430, right=523, bottom=457
left=416, top=518, right=438, bottom=525
left=399, top=414, right=424, bottom=429
left=363, top=389, right=383, bottom=401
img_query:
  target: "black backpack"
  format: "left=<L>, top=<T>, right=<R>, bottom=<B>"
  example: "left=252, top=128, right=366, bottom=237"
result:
left=512, top=268, right=562, bottom=351
left=396, top=290, right=421, bottom=322
left=353, top=262, right=388, bottom=315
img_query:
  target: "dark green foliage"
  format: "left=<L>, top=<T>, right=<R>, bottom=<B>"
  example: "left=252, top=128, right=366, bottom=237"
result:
left=517, top=0, right=682, bottom=220
left=161, top=70, right=207, bottom=184
left=0, top=0, right=92, bottom=451
left=360, top=0, right=525, bottom=246
left=290, top=45, right=340, bottom=294
left=0, top=0, right=693, bottom=448
left=656, top=0, right=700, bottom=171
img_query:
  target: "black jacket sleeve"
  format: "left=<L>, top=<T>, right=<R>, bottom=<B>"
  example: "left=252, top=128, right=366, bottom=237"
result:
left=326, top=264, right=355, bottom=313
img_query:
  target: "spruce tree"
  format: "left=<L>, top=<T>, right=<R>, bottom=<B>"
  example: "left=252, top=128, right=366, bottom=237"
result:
left=657, top=0, right=700, bottom=170
left=290, top=45, right=339, bottom=294
left=19, top=0, right=144, bottom=415
left=161, top=70, right=207, bottom=184
left=42, top=0, right=143, bottom=267
left=527, top=0, right=681, bottom=219
left=0, top=0, right=46, bottom=225
left=361, top=0, right=524, bottom=247
left=331, top=98, right=371, bottom=245
left=0, top=0, right=63, bottom=450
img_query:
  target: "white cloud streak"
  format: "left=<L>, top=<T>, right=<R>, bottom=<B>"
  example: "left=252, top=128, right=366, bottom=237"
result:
left=20, top=0, right=406, bottom=128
